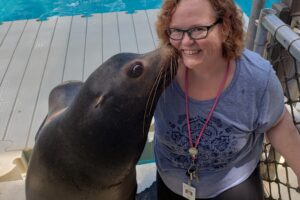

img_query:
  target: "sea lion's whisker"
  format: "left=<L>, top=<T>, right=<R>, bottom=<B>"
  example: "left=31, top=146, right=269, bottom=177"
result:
left=144, top=68, right=164, bottom=128
left=142, top=67, right=165, bottom=136
left=170, top=56, right=175, bottom=81
left=145, top=53, right=178, bottom=121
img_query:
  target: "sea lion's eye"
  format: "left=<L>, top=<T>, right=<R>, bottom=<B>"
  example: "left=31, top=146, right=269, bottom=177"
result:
left=128, top=64, right=144, bottom=78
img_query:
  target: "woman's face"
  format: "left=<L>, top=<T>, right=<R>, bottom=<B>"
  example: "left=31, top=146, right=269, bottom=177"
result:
left=169, top=0, right=225, bottom=69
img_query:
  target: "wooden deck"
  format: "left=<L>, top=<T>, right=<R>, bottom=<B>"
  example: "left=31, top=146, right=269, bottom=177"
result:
left=0, top=11, right=159, bottom=198
left=0, top=9, right=159, bottom=153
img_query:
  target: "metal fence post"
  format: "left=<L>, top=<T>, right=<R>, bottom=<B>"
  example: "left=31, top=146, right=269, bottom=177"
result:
left=246, top=0, right=266, bottom=50
left=253, top=9, right=277, bottom=56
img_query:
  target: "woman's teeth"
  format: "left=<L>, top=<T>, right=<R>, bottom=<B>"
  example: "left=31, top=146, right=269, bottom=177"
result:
left=182, top=50, right=200, bottom=55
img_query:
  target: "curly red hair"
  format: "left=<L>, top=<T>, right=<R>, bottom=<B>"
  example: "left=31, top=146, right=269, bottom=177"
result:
left=156, top=0, right=245, bottom=60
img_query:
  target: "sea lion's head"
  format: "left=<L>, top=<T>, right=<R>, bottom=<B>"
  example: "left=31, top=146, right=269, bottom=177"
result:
left=67, top=48, right=176, bottom=130
left=65, top=48, right=177, bottom=147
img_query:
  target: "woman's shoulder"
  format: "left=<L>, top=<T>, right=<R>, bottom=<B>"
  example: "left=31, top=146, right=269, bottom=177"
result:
left=239, top=48, right=273, bottom=72
left=231, top=48, right=278, bottom=96
left=237, top=49, right=274, bottom=80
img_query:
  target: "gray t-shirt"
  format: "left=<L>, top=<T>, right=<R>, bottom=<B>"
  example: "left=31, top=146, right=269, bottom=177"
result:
left=153, top=49, right=285, bottom=198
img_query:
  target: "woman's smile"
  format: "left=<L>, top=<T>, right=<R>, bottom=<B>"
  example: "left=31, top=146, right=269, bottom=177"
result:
left=181, top=49, right=202, bottom=55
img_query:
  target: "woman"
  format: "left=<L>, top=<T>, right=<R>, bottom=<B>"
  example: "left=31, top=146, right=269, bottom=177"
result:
left=154, top=0, right=300, bottom=199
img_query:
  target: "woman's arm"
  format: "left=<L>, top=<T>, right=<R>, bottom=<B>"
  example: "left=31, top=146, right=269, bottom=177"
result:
left=266, top=108, right=300, bottom=187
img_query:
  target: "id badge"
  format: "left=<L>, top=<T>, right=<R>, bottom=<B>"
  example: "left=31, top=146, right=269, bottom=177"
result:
left=182, top=182, right=196, bottom=200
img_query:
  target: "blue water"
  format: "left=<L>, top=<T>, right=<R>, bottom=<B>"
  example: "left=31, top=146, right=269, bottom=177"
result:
left=235, top=0, right=280, bottom=16
left=0, top=0, right=280, bottom=22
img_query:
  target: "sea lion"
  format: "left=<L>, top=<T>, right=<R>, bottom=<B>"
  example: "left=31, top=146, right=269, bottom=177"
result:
left=25, top=48, right=177, bottom=200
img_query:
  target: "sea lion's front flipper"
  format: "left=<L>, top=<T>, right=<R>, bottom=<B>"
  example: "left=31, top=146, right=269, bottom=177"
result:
left=35, top=81, right=83, bottom=140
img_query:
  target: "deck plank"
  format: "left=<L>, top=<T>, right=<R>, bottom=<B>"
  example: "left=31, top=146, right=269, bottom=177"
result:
left=4, top=18, right=57, bottom=151
left=133, top=10, right=156, bottom=53
left=146, top=9, right=159, bottom=47
left=63, top=15, right=86, bottom=81
left=0, top=20, right=26, bottom=86
left=0, top=20, right=40, bottom=144
left=27, top=17, right=73, bottom=148
left=83, top=14, right=102, bottom=80
left=0, top=22, right=12, bottom=46
left=118, top=12, right=138, bottom=53
left=102, top=12, right=120, bottom=61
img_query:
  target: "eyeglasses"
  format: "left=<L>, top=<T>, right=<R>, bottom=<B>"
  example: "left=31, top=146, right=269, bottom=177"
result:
left=167, top=19, right=222, bottom=40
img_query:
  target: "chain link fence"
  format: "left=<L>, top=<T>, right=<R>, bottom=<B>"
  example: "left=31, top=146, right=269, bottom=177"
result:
left=254, top=7, right=300, bottom=200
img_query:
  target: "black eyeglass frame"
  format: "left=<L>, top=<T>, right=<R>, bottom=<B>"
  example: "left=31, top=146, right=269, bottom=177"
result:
left=166, top=18, right=222, bottom=40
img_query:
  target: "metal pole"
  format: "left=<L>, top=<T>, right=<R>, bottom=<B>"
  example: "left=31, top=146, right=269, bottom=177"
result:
left=253, top=9, right=276, bottom=55
left=262, top=12, right=300, bottom=62
left=246, top=0, right=266, bottom=50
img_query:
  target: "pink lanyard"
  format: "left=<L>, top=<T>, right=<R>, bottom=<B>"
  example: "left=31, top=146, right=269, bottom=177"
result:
left=185, top=61, right=230, bottom=160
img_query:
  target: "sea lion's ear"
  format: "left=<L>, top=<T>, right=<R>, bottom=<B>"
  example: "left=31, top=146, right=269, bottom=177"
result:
left=35, top=115, right=48, bottom=141
left=94, top=95, right=105, bottom=108
left=48, top=81, right=83, bottom=115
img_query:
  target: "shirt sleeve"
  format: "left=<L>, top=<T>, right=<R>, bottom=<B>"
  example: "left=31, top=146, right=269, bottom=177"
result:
left=255, top=68, right=285, bottom=133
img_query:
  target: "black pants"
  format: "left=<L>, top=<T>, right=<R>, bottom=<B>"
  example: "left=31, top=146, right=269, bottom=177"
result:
left=156, top=166, right=264, bottom=200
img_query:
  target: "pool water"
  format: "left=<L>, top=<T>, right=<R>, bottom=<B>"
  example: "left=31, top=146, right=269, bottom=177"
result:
left=0, top=0, right=280, bottom=22
left=235, top=0, right=280, bottom=16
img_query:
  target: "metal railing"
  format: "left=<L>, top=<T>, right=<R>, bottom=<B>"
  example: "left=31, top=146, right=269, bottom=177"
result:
left=254, top=8, right=300, bottom=200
